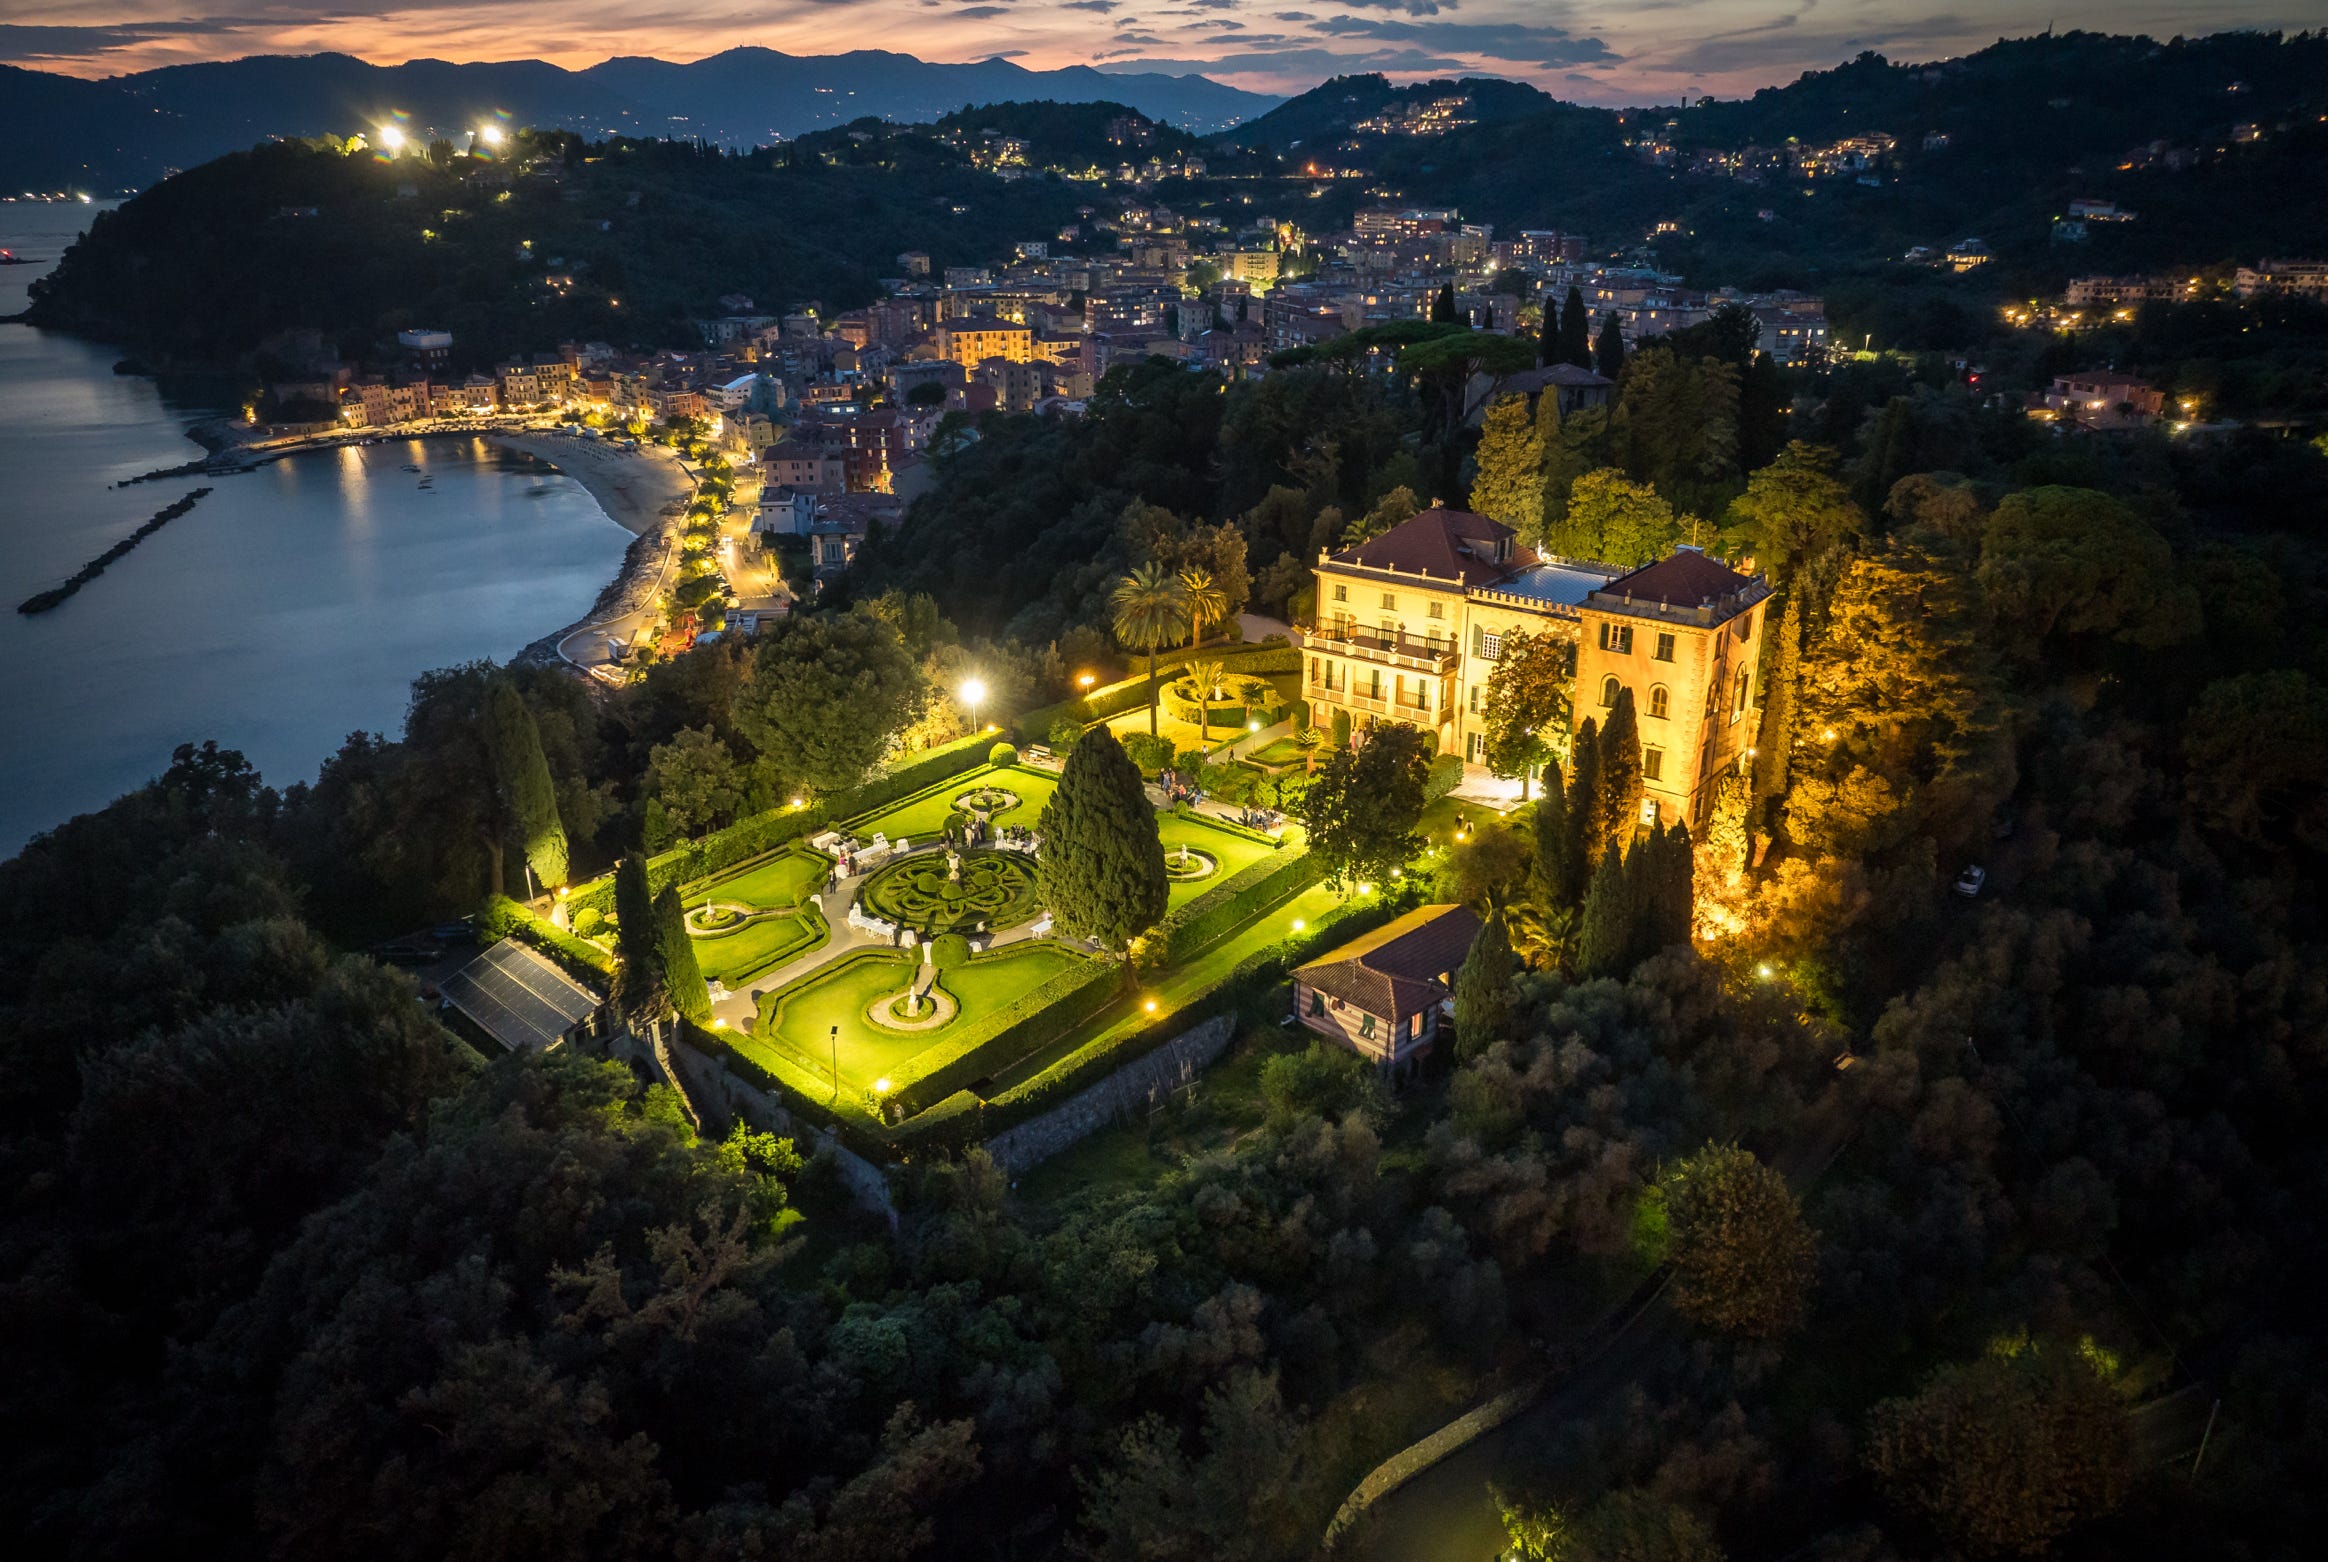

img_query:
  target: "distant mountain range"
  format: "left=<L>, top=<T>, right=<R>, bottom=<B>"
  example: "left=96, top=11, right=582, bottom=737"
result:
left=0, top=48, right=1279, bottom=192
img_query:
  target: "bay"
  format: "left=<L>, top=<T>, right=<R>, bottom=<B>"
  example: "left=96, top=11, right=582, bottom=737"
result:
left=0, top=201, right=630, bottom=855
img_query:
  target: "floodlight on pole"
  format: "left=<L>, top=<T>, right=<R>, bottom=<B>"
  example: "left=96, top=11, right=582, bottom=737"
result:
left=960, top=677, right=986, bottom=726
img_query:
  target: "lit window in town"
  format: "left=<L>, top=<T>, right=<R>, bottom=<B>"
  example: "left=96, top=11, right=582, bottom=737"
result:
left=1480, top=631, right=1502, bottom=660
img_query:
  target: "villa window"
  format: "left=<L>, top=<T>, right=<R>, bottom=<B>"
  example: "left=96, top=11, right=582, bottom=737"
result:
left=1309, top=989, right=1325, bottom=1017
left=1427, top=600, right=1444, bottom=619
left=1601, top=675, right=1621, bottom=708
left=1649, top=685, right=1670, bottom=720
left=1598, top=622, right=1634, bottom=655
left=1654, top=631, right=1676, bottom=662
left=1359, top=1013, right=1378, bottom=1040
left=1368, top=670, right=1383, bottom=700
left=1478, top=630, right=1502, bottom=660
left=1381, top=591, right=1397, bottom=610
left=1332, top=584, right=1347, bottom=603
left=1733, top=669, right=1752, bottom=722
left=1468, top=684, right=1480, bottom=714
left=1644, top=747, right=1665, bottom=781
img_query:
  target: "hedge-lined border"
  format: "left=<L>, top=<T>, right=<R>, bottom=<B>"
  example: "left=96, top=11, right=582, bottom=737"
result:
left=1155, top=844, right=1323, bottom=965
left=891, top=887, right=1424, bottom=1154
left=704, top=903, right=830, bottom=989
left=478, top=895, right=617, bottom=982
left=566, top=731, right=995, bottom=919
left=742, top=941, right=1114, bottom=1120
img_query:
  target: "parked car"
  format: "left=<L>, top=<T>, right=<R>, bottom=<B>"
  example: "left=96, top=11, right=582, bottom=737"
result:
left=370, top=940, right=439, bottom=966
left=430, top=920, right=477, bottom=945
left=1953, top=864, right=1987, bottom=898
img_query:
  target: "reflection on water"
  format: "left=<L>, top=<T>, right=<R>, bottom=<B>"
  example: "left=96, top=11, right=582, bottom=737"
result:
left=0, top=202, right=628, bottom=854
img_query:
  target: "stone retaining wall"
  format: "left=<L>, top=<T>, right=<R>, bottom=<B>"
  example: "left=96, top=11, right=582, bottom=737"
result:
left=982, top=1013, right=1237, bottom=1173
left=1320, top=1376, right=1544, bottom=1549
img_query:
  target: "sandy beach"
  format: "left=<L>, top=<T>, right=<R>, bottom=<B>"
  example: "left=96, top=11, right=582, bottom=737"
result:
left=490, top=430, right=691, bottom=539
left=489, top=431, right=697, bottom=672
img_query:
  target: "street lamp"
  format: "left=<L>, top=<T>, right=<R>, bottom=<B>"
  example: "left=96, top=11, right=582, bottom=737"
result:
left=960, top=677, right=987, bottom=728
left=376, top=124, right=406, bottom=154
left=478, top=123, right=505, bottom=148
left=1077, top=672, right=1096, bottom=689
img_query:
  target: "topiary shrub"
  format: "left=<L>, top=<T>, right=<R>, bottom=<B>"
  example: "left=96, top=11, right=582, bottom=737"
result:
left=1047, top=715, right=1084, bottom=753
left=1121, top=731, right=1176, bottom=774
left=930, top=932, right=972, bottom=969
left=989, top=741, right=1019, bottom=766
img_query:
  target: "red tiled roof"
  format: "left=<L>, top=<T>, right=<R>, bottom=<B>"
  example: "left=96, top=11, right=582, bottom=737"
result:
left=1325, top=508, right=1535, bottom=588
left=1597, top=549, right=1754, bottom=608
left=1296, top=905, right=1483, bottom=1024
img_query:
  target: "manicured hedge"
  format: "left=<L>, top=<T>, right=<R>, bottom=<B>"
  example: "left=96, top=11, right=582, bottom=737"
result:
left=567, top=731, right=995, bottom=917
left=1151, top=844, right=1323, bottom=965
left=477, top=895, right=618, bottom=982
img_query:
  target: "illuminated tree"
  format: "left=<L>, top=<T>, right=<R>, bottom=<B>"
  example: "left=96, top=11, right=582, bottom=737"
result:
left=1110, top=562, right=1192, bottom=738
left=1300, top=723, right=1431, bottom=888
left=1531, top=760, right=1583, bottom=909
left=1185, top=657, right=1227, bottom=740
left=1468, top=393, right=1544, bottom=534
left=654, top=884, right=712, bottom=1028
left=1572, top=844, right=1636, bottom=980
left=1552, top=469, right=1683, bottom=567
left=645, top=726, right=744, bottom=839
left=1479, top=629, right=1573, bottom=799
left=1036, top=726, right=1167, bottom=953
left=1179, top=566, right=1229, bottom=649
left=1655, top=1143, right=1815, bottom=1337
left=484, top=673, right=569, bottom=891
left=734, top=611, right=920, bottom=793
left=1592, top=686, right=1644, bottom=859
left=612, top=853, right=662, bottom=1016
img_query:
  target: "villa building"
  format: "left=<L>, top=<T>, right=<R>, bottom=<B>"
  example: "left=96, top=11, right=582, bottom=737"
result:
left=1296, top=508, right=1770, bottom=827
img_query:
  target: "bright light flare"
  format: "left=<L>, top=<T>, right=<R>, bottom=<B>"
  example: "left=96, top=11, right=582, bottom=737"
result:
left=376, top=125, right=406, bottom=152
left=960, top=677, right=987, bottom=708
left=478, top=124, right=506, bottom=147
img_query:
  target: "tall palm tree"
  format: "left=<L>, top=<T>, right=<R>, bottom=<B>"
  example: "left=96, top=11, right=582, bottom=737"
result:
left=1186, top=657, right=1227, bottom=744
left=1180, top=566, right=1228, bottom=649
left=1112, top=563, right=1192, bottom=737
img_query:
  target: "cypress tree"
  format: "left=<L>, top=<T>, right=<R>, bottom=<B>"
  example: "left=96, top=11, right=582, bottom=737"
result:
left=1594, top=311, right=1627, bottom=380
left=1751, top=594, right=1800, bottom=808
left=1537, top=297, right=1560, bottom=365
left=1452, top=910, right=1515, bottom=1061
left=655, top=884, right=713, bottom=1027
left=1533, top=760, right=1582, bottom=909
left=1560, top=286, right=1592, bottom=368
left=1652, top=822, right=1696, bottom=951
left=1432, top=281, right=1458, bottom=323
left=1035, top=725, right=1168, bottom=955
left=484, top=675, right=569, bottom=889
left=1568, top=717, right=1603, bottom=871
left=613, top=854, right=662, bottom=1016
left=1596, top=687, right=1644, bottom=860
left=1573, top=845, right=1636, bottom=980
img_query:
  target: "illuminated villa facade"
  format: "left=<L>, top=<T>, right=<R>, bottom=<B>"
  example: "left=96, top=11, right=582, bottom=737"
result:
left=1295, top=507, right=1771, bottom=827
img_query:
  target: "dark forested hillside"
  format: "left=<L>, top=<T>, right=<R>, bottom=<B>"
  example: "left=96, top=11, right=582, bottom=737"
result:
left=20, top=132, right=1086, bottom=367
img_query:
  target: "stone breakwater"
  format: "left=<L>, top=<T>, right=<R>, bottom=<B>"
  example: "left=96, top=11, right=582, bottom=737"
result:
left=18, top=486, right=211, bottom=615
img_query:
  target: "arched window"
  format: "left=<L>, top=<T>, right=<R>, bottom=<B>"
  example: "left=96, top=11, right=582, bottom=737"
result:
left=1600, top=674, right=1621, bottom=708
left=1732, top=668, right=1752, bottom=723
left=1648, top=684, right=1670, bottom=720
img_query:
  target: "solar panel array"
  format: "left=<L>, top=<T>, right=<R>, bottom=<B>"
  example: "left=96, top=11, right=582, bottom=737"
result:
left=441, top=938, right=603, bottom=1053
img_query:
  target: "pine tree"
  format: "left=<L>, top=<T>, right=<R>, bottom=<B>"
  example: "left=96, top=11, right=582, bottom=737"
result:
left=1573, top=845, right=1636, bottom=979
left=1452, top=911, right=1515, bottom=1060
left=1433, top=282, right=1458, bottom=324
left=1594, top=312, right=1627, bottom=380
left=1532, top=761, right=1582, bottom=909
left=1568, top=717, right=1603, bottom=871
left=612, top=854, right=662, bottom=1016
left=484, top=674, right=569, bottom=889
left=1560, top=286, right=1592, bottom=368
left=1595, top=686, right=1644, bottom=859
left=655, top=884, right=712, bottom=1027
left=1467, top=394, right=1544, bottom=533
left=1035, top=725, right=1168, bottom=954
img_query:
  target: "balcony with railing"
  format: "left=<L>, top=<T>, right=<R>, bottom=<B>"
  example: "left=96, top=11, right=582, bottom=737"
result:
left=1292, top=620, right=1461, bottom=673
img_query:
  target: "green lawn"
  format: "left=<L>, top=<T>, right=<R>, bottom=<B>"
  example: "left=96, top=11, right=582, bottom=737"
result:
left=691, top=906, right=828, bottom=989
left=744, top=941, right=1088, bottom=1097
left=983, top=878, right=1358, bottom=1096
left=848, top=764, right=1058, bottom=843
left=694, top=843, right=831, bottom=910
left=1246, top=736, right=1312, bottom=769
left=1157, top=813, right=1279, bottom=910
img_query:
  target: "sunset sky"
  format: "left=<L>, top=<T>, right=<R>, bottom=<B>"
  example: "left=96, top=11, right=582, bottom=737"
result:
left=1, top=2, right=2317, bottom=102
